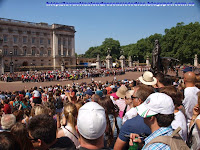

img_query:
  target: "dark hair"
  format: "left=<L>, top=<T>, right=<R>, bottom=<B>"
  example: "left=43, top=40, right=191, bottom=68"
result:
left=91, top=94, right=100, bottom=103
left=160, top=86, right=183, bottom=107
left=135, top=84, right=154, bottom=102
left=13, top=110, right=24, bottom=122
left=11, top=122, right=33, bottom=150
left=0, top=132, right=21, bottom=150
left=102, top=89, right=107, bottom=96
left=97, top=95, right=119, bottom=147
left=27, top=114, right=57, bottom=144
left=155, top=72, right=165, bottom=84
left=155, top=113, right=174, bottom=127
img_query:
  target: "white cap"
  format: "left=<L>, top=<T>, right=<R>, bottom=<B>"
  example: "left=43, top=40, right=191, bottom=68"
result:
left=77, top=102, right=106, bottom=140
left=136, top=93, right=175, bottom=118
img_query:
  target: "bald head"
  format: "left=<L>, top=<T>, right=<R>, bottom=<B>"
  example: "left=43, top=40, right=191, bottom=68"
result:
left=184, top=71, right=196, bottom=84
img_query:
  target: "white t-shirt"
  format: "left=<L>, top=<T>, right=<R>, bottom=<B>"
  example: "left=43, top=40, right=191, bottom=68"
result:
left=191, top=114, right=200, bottom=150
left=33, top=90, right=40, bottom=97
left=122, top=107, right=137, bottom=124
left=183, top=87, right=199, bottom=127
left=171, top=110, right=187, bottom=141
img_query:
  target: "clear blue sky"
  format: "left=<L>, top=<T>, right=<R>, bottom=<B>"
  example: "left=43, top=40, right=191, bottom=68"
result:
left=0, top=0, right=199, bottom=54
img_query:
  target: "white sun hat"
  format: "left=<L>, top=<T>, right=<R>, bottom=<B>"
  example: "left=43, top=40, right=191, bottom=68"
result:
left=138, top=71, right=157, bottom=85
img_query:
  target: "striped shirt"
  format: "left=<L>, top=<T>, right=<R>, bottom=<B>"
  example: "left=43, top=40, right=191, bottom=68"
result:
left=142, top=126, right=173, bottom=150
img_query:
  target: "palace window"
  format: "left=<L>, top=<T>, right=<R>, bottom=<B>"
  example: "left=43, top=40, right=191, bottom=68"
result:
left=23, top=48, right=27, bottom=56
left=40, top=38, right=43, bottom=45
left=48, top=39, right=51, bottom=45
left=14, top=48, right=18, bottom=55
left=32, top=48, right=36, bottom=56
left=13, top=36, right=18, bottom=44
left=3, top=35, right=8, bottom=42
left=48, top=50, right=51, bottom=56
left=3, top=48, right=7, bottom=55
left=23, top=36, right=27, bottom=43
left=32, top=38, right=35, bottom=44
left=58, top=49, right=61, bottom=56
left=40, top=49, right=44, bottom=56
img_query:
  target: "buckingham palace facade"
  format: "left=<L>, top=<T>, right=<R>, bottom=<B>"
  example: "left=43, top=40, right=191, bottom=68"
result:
left=0, top=18, right=76, bottom=74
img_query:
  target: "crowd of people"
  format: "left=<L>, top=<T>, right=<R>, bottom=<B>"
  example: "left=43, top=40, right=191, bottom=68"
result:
left=0, top=68, right=200, bottom=150
left=0, top=66, right=153, bottom=83
left=0, top=68, right=127, bottom=82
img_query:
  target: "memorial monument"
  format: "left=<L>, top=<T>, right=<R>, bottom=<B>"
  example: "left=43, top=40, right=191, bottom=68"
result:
left=151, top=40, right=162, bottom=74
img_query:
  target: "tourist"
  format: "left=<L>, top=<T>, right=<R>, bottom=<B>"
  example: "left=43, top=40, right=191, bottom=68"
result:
left=77, top=102, right=107, bottom=150
left=27, top=114, right=76, bottom=150
left=57, top=102, right=80, bottom=148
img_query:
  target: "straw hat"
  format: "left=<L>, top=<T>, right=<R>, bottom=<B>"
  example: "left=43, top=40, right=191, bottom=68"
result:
left=138, top=71, right=157, bottom=85
left=116, top=85, right=128, bottom=98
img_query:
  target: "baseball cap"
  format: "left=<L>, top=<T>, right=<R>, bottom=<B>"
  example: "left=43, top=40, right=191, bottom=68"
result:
left=136, top=93, right=175, bottom=118
left=182, top=67, right=192, bottom=73
left=85, top=89, right=93, bottom=96
left=96, top=90, right=103, bottom=97
left=77, top=102, right=106, bottom=140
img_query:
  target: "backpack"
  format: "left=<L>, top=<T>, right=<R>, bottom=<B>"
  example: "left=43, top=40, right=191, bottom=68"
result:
left=144, top=127, right=190, bottom=150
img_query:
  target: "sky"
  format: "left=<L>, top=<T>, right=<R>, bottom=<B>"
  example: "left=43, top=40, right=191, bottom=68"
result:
left=0, top=0, right=200, bottom=54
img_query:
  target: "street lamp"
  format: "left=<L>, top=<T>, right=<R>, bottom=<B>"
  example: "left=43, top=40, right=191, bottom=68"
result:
left=10, top=51, right=13, bottom=73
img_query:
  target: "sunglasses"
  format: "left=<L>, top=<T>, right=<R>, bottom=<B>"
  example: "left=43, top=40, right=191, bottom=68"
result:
left=28, top=135, right=39, bottom=142
left=125, top=96, right=138, bottom=99
left=131, top=96, right=139, bottom=99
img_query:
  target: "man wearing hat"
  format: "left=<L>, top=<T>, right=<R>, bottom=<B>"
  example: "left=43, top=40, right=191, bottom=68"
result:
left=129, top=93, right=175, bottom=149
left=76, top=102, right=108, bottom=150
left=138, top=71, right=157, bottom=86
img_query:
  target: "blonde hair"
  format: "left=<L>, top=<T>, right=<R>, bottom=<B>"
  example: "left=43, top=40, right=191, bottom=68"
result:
left=64, top=103, right=78, bottom=130
left=75, top=102, right=84, bottom=112
left=31, top=104, right=49, bottom=117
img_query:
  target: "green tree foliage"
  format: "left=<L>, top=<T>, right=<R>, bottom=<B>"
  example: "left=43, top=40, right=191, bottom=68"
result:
left=84, top=22, right=200, bottom=64
left=84, top=38, right=121, bottom=60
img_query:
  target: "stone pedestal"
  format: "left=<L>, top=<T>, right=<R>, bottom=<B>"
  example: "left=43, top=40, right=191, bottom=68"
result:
left=128, top=56, right=132, bottom=67
left=119, top=55, right=125, bottom=69
left=61, top=62, right=65, bottom=71
left=194, top=54, right=198, bottom=67
left=0, top=50, right=4, bottom=74
left=106, top=54, right=112, bottom=69
left=96, top=54, right=101, bottom=69
left=146, top=56, right=150, bottom=66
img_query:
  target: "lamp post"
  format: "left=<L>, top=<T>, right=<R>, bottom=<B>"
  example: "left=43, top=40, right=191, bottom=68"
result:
left=10, top=51, right=13, bottom=73
left=30, top=63, right=33, bottom=71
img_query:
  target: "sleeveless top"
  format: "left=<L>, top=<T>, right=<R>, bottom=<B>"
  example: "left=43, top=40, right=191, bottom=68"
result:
left=61, top=125, right=80, bottom=148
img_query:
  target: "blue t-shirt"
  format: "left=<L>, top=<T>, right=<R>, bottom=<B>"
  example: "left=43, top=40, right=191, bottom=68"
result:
left=119, top=115, right=151, bottom=142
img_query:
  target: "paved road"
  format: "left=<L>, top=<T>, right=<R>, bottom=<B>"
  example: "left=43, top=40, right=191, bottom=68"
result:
left=0, top=71, right=180, bottom=92
left=0, top=72, right=143, bottom=91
